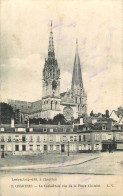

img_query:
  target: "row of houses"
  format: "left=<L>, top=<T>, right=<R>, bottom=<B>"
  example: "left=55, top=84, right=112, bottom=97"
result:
left=0, top=118, right=123, bottom=155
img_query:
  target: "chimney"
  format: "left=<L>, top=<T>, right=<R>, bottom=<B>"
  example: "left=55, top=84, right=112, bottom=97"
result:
left=11, top=118, right=14, bottom=128
left=27, top=119, right=29, bottom=129
left=72, top=122, right=74, bottom=128
left=80, top=117, right=83, bottom=125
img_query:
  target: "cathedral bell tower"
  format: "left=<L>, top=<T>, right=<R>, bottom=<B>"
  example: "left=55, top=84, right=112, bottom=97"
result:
left=42, top=21, right=61, bottom=119
left=43, top=21, right=60, bottom=98
left=71, top=39, right=87, bottom=116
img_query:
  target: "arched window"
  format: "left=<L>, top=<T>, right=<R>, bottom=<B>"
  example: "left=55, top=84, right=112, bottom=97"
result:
left=1, top=136, right=4, bottom=142
left=78, top=105, right=79, bottom=111
left=75, top=97, right=77, bottom=103
left=80, top=98, right=81, bottom=104
left=55, top=101, right=57, bottom=110
left=51, top=101, right=53, bottom=110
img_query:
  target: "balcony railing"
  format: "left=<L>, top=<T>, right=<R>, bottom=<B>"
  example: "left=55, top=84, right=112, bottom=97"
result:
left=7, top=139, right=12, bottom=142
left=22, top=140, right=26, bottom=142
left=1, top=140, right=5, bottom=142
left=29, top=140, right=33, bottom=143
left=13, top=139, right=22, bottom=142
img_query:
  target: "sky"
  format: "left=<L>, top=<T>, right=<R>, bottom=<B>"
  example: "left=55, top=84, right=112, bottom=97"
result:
left=0, top=0, right=122, bottom=114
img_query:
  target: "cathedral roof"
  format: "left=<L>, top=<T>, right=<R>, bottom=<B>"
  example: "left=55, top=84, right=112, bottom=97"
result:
left=71, top=39, right=83, bottom=91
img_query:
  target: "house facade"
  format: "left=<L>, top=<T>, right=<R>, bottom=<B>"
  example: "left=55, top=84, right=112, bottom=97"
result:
left=0, top=120, right=123, bottom=156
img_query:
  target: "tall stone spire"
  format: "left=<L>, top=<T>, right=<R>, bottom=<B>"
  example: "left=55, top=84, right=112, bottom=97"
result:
left=71, top=39, right=83, bottom=93
left=48, top=20, right=55, bottom=58
left=43, top=21, right=60, bottom=99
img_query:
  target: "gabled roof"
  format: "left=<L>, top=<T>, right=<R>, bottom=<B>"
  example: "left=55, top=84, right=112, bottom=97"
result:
left=110, top=110, right=123, bottom=123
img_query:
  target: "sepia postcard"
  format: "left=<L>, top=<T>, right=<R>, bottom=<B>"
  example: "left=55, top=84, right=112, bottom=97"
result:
left=0, top=0, right=123, bottom=195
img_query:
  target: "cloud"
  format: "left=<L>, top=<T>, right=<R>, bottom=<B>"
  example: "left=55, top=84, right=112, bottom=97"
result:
left=0, top=54, right=44, bottom=102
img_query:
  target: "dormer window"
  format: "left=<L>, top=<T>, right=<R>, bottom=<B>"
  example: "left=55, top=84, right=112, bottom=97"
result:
left=118, top=126, right=121, bottom=130
left=43, top=128, right=47, bottom=132
left=0, top=128, right=4, bottom=132
left=102, top=125, right=106, bottom=130
left=29, top=128, right=33, bottom=132
left=50, top=128, right=53, bottom=132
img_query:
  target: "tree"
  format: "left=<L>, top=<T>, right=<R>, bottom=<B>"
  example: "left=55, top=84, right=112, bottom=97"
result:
left=52, top=114, right=66, bottom=125
left=29, top=117, right=47, bottom=124
left=90, top=110, right=94, bottom=117
left=97, top=113, right=102, bottom=117
left=47, top=119, right=53, bottom=124
left=117, top=107, right=123, bottom=117
left=0, top=102, right=15, bottom=124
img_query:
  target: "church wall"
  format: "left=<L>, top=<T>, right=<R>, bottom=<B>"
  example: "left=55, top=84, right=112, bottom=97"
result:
left=29, top=112, right=42, bottom=119
left=30, top=100, right=42, bottom=113
left=41, top=110, right=61, bottom=119
left=8, top=99, right=31, bottom=114
left=42, top=98, right=61, bottom=111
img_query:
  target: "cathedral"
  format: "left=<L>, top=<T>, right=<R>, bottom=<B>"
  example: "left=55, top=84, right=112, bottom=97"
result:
left=8, top=22, right=87, bottom=121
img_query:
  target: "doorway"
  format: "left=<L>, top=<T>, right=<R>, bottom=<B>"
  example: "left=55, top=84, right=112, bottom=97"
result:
left=102, top=143, right=116, bottom=152
left=61, top=144, right=65, bottom=152
left=44, top=145, right=47, bottom=152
